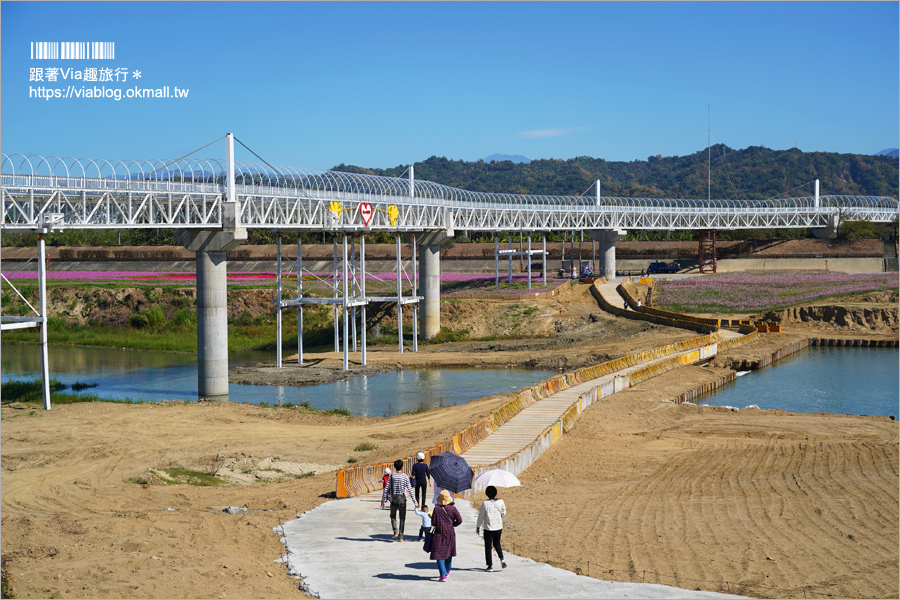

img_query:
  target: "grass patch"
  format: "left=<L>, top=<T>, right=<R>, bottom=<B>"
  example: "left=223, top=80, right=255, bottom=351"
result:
left=1, top=378, right=67, bottom=403
left=255, top=401, right=351, bottom=417
left=1, top=556, right=12, bottom=600
left=70, top=381, right=98, bottom=392
left=3, top=322, right=299, bottom=353
left=354, top=442, right=377, bottom=452
left=347, top=457, right=358, bottom=463
left=1, top=379, right=142, bottom=406
left=320, top=408, right=351, bottom=417
left=425, top=328, right=470, bottom=344
left=157, top=467, right=224, bottom=486
left=3, top=325, right=200, bottom=353
left=124, top=475, right=154, bottom=485
left=402, top=401, right=435, bottom=415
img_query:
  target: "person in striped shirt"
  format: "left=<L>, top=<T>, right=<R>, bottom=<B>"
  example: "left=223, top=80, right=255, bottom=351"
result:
left=380, top=459, right=418, bottom=541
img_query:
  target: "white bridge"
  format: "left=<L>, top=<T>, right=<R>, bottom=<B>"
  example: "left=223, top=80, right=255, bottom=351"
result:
left=3, top=135, right=897, bottom=407
left=2, top=153, right=897, bottom=233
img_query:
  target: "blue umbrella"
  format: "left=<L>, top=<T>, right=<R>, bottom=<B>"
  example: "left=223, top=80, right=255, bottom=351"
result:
left=429, top=452, right=474, bottom=493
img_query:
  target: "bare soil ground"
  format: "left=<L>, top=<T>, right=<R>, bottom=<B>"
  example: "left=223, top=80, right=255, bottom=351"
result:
left=2, top=283, right=897, bottom=599
left=232, top=283, right=700, bottom=386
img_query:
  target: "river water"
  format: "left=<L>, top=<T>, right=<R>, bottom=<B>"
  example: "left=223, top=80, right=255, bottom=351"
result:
left=2, top=342, right=896, bottom=417
left=0, top=342, right=555, bottom=417
left=694, top=346, right=898, bottom=417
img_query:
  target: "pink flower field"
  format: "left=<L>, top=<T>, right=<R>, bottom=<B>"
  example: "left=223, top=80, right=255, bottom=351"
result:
left=0, top=270, right=567, bottom=299
left=1, top=270, right=276, bottom=283
left=656, top=270, right=899, bottom=313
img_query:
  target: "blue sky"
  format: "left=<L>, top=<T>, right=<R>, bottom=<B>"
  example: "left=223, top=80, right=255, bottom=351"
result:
left=2, top=1, right=898, bottom=170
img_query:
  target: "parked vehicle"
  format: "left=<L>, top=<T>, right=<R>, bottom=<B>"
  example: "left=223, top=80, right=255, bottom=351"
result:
left=646, top=260, right=679, bottom=274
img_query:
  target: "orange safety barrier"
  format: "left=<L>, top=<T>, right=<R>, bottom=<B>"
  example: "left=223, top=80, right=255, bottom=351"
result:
left=338, top=282, right=745, bottom=499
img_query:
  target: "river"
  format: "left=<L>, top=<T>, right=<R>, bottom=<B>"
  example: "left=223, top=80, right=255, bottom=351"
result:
left=3, top=342, right=896, bottom=417
left=694, top=346, right=898, bottom=417
left=0, top=342, right=555, bottom=417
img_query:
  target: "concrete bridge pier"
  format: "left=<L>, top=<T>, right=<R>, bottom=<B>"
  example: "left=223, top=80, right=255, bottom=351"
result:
left=176, top=227, right=247, bottom=398
left=590, top=229, right=627, bottom=279
left=417, top=230, right=453, bottom=340
left=812, top=214, right=840, bottom=239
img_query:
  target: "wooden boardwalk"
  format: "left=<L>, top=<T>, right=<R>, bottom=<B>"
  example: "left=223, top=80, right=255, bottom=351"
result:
left=461, top=279, right=741, bottom=468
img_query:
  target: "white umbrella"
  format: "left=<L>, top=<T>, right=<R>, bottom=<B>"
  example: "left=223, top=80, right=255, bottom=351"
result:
left=473, top=469, right=521, bottom=488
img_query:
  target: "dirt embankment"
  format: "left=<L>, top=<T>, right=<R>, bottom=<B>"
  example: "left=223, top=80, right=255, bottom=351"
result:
left=21, top=287, right=275, bottom=328
left=758, top=291, right=900, bottom=333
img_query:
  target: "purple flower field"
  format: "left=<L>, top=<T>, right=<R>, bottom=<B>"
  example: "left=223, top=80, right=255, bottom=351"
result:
left=442, top=275, right=567, bottom=299
left=1, top=270, right=568, bottom=298
left=656, top=270, right=899, bottom=313
left=0, top=270, right=273, bottom=283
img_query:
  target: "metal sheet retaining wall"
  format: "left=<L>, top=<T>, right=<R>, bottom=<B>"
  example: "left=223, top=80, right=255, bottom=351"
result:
left=336, top=280, right=766, bottom=498
left=670, top=372, right=738, bottom=405
left=590, top=280, right=718, bottom=334
left=335, top=329, right=723, bottom=498
left=810, top=338, right=899, bottom=348
left=729, top=339, right=810, bottom=371
left=464, top=338, right=733, bottom=496
left=619, top=279, right=753, bottom=330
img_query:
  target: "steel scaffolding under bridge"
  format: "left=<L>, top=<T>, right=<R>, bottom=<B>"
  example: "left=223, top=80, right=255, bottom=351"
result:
left=273, top=232, right=421, bottom=373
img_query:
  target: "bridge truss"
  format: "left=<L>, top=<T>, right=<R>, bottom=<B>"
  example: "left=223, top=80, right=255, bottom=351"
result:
left=3, top=154, right=897, bottom=233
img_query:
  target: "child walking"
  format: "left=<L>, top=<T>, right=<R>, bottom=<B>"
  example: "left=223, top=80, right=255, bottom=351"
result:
left=381, top=467, right=391, bottom=509
left=414, top=503, right=432, bottom=541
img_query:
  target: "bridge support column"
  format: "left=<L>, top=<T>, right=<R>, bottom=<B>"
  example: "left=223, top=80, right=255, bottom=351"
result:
left=417, top=230, right=453, bottom=340
left=176, top=227, right=247, bottom=398
left=812, top=214, right=839, bottom=239
left=589, top=229, right=627, bottom=279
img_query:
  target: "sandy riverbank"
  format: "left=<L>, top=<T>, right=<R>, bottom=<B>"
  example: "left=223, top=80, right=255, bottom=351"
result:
left=2, top=329, right=897, bottom=599
left=3, top=278, right=898, bottom=599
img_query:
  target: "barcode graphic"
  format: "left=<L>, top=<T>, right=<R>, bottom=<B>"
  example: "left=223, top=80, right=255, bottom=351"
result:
left=31, top=42, right=115, bottom=60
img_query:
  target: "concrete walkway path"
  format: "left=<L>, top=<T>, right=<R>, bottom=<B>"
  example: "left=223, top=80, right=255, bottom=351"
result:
left=276, top=278, right=748, bottom=598
left=276, top=491, right=745, bottom=599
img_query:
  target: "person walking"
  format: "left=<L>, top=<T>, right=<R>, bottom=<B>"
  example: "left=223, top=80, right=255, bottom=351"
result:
left=430, top=489, right=462, bottom=582
left=411, top=451, right=430, bottom=508
left=414, top=503, right=432, bottom=541
left=380, top=459, right=417, bottom=542
left=475, top=485, right=507, bottom=572
left=380, top=467, right=391, bottom=509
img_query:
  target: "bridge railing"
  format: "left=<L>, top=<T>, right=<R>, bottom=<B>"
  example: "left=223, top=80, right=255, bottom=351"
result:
left=2, top=174, right=224, bottom=195
left=2, top=171, right=897, bottom=230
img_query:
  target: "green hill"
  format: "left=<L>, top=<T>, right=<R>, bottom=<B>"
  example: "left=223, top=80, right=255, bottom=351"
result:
left=334, top=145, right=899, bottom=200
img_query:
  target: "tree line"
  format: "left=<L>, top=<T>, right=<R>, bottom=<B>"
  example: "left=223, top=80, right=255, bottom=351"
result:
left=334, top=144, right=899, bottom=200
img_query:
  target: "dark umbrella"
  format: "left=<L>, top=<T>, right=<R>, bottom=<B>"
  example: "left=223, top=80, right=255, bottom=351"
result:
left=428, top=452, right=474, bottom=494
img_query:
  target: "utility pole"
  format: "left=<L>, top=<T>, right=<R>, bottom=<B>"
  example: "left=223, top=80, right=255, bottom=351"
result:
left=707, top=105, right=711, bottom=202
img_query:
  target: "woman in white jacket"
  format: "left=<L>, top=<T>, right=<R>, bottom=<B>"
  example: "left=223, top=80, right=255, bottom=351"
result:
left=475, top=485, right=507, bottom=572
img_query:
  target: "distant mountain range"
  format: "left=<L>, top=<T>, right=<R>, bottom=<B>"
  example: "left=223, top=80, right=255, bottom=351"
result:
left=875, top=148, right=899, bottom=157
left=481, top=153, right=531, bottom=164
